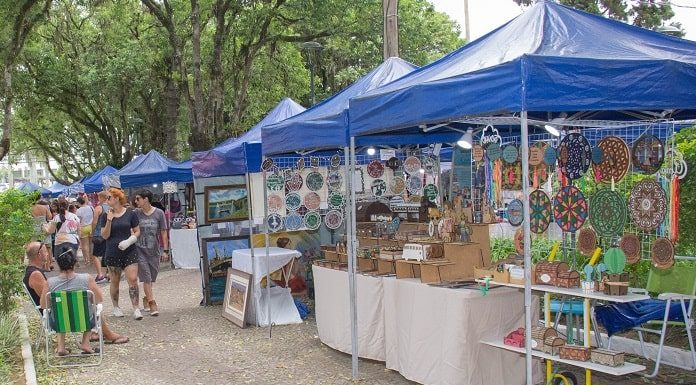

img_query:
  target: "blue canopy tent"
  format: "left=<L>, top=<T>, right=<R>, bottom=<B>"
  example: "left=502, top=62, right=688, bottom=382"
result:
left=191, top=98, right=305, bottom=177
left=45, top=181, right=69, bottom=198
left=168, top=159, right=193, bottom=181
left=81, top=165, right=118, bottom=193
left=108, top=150, right=192, bottom=188
left=17, top=181, right=51, bottom=195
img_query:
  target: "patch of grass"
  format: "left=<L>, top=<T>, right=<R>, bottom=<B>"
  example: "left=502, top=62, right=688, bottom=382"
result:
left=0, top=314, right=20, bottom=385
left=25, top=313, right=68, bottom=385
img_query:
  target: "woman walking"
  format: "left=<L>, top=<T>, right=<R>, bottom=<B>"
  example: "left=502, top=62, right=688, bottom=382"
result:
left=76, top=196, right=107, bottom=283
left=46, top=201, right=80, bottom=264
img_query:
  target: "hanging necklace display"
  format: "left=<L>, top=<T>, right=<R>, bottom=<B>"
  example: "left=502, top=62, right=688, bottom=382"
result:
left=285, top=212, right=303, bottom=231
left=403, top=156, right=421, bottom=175
left=507, top=199, right=524, bottom=227
left=529, top=189, right=552, bottom=234
left=324, top=210, right=344, bottom=230
left=651, top=237, right=674, bottom=269
left=472, top=145, right=484, bottom=162
left=502, top=144, right=519, bottom=164
left=330, top=154, right=341, bottom=169
left=266, top=213, right=284, bottom=232
left=266, top=174, right=285, bottom=192
left=558, top=133, right=592, bottom=180
left=285, top=172, right=303, bottom=192
left=632, top=134, right=664, bottom=174
left=305, top=171, right=324, bottom=191
left=303, top=211, right=321, bottom=231
left=592, top=136, right=631, bottom=183
left=267, top=194, right=284, bottom=213
left=589, top=189, right=627, bottom=237
left=628, top=179, right=667, bottom=231
left=328, top=191, right=346, bottom=210
left=285, top=192, right=301, bottom=212
left=553, top=185, right=588, bottom=233
left=326, top=171, right=343, bottom=191
left=303, top=191, right=321, bottom=210
left=386, top=157, right=402, bottom=170
left=367, top=159, right=385, bottom=178
left=577, top=227, right=598, bottom=256
left=423, top=184, right=438, bottom=202
left=619, top=233, right=641, bottom=264
left=371, top=179, right=387, bottom=197
left=389, top=176, right=406, bottom=195
left=406, top=176, right=422, bottom=195
left=543, top=146, right=557, bottom=167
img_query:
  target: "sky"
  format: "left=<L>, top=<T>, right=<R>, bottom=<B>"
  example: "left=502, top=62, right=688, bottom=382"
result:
left=429, top=0, right=696, bottom=41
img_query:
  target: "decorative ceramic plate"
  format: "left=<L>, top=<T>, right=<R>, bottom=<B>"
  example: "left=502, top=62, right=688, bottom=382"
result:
left=486, top=143, right=502, bottom=161
left=543, top=146, right=557, bottom=167
left=328, top=191, right=346, bottom=210
left=529, top=189, right=552, bottom=234
left=266, top=213, right=284, bottom=232
left=386, top=157, right=402, bottom=170
left=422, top=156, right=437, bottom=174
left=502, top=144, right=519, bottom=164
left=628, top=179, right=667, bottom=231
left=473, top=145, right=485, bottom=162
left=403, top=156, right=421, bottom=175
left=553, top=185, right=588, bottom=233
left=324, top=210, right=344, bottom=230
left=367, top=160, right=385, bottom=178
left=304, top=211, right=321, bottom=231
left=330, top=154, right=341, bottom=169
left=593, top=136, right=631, bottom=183
left=285, top=192, right=301, bottom=212
left=371, top=179, right=387, bottom=197
left=267, top=194, right=283, bottom=213
left=303, top=191, right=321, bottom=210
left=285, top=212, right=303, bottom=231
left=558, top=133, right=591, bottom=180
left=632, top=134, right=664, bottom=174
left=507, top=199, right=524, bottom=227
left=577, top=227, right=597, bottom=256
left=529, top=144, right=544, bottom=166
left=284, top=172, right=303, bottom=192
left=306, top=171, right=324, bottom=191
left=266, top=174, right=285, bottom=192
left=423, top=184, right=438, bottom=202
left=651, top=237, right=674, bottom=269
left=589, top=189, right=627, bottom=237
left=406, top=176, right=422, bottom=195
left=390, top=176, right=406, bottom=195
left=620, top=233, right=641, bottom=264
left=326, top=171, right=343, bottom=191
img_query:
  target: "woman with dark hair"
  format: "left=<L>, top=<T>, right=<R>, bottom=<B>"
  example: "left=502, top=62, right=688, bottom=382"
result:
left=45, top=201, right=81, bottom=264
left=101, top=188, right=142, bottom=320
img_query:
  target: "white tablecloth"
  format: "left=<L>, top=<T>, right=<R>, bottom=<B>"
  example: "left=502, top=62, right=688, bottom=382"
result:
left=313, top=265, right=385, bottom=361
left=231, top=247, right=302, bottom=326
left=170, top=228, right=200, bottom=269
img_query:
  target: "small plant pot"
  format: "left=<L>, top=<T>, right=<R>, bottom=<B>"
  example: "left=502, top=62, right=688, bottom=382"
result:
left=581, top=280, right=595, bottom=293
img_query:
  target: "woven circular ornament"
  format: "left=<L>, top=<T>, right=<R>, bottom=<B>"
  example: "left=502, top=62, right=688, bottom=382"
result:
left=619, top=233, right=641, bottom=264
left=326, top=171, right=343, bottom=191
left=589, top=189, right=627, bottom=237
left=267, top=194, right=283, bottom=213
left=266, top=213, right=284, bottom=233
left=472, top=145, right=484, bottom=162
left=628, top=179, right=667, bottom=231
left=330, top=154, right=341, bottom=169
left=284, top=172, right=303, bottom=192
left=507, top=199, right=524, bottom=227
left=303, top=191, right=321, bottom=210
left=486, top=143, right=502, bottom=161
left=529, top=189, right=552, bottom=234
left=632, top=134, right=664, bottom=175
left=593, top=136, right=631, bottom=183
left=403, top=156, right=421, bottom=175
left=285, top=192, right=301, bottom=212
left=406, top=176, right=422, bottom=195
left=553, top=185, right=588, bottom=233
left=328, top=191, right=346, bottom=210
left=304, top=211, right=321, bottom=231
left=577, top=227, right=597, bottom=256
left=390, top=176, right=406, bottom=195
left=324, top=210, right=344, bottom=230
left=558, top=133, right=592, bottom=180
left=285, top=212, right=303, bottom=231
left=423, top=156, right=437, bottom=174
left=306, top=171, right=324, bottom=191
left=502, top=145, right=519, bottom=164
left=651, top=237, right=675, bottom=269
left=367, top=160, right=385, bottom=178
left=266, top=174, right=285, bottom=192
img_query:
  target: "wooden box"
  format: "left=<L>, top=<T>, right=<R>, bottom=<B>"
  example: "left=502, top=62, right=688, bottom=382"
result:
left=474, top=266, right=496, bottom=279
left=379, top=249, right=403, bottom=261
left=395, top=260, right=421, bottom=279
left=590, top=348, right=625, bottom=367
left=377, top=259, right=396, bottom=275
left=556, top=270, right=581, bottom=288
left=559, top=345, right=592, bottom=361
left=443, top=242, right=488, bottom=278
left=535, top=261, right=570, bottom=286
left=468, top=223, right=491, bottom=261
left=419, top=260, right=457, bottom=284
left=531, top=326, right=558, bottom=351
left=542, top=336, right=565, bottom=356
left=604, top=273, right=629, bottom=296
left=337, top=252, right=348, bottom=263
left=357, top=257, right=377, bottom=272
left=324, top=250, right=339, bottom=262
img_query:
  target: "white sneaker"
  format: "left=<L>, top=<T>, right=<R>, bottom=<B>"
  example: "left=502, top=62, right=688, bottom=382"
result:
left=133, top=308, right=143, bottom=320
left=112, top=307, right=124, bottom=317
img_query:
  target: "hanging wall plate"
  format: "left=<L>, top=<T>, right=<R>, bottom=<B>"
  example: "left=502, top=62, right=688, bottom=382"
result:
left=367, top=160, right=385, bottom=178
left=403, top=156, right=421, bottom=175
left=266, top=174, right=285, bottom=192
left=529, top=189, right=552, bottom=234
left=324, top=210, right=344, bottom=230
left=589, top=189, right=627, bottom=237
left=266, top=213, right=284, bottom=232
left=553, top=185, right=588, bottom=233
left=386, top=157, right=402, bottom=170
left=507, top=199, right=524, bottom=227
left=371, top=179, right=387, bottom=197
left=502, top=144, right=519, bottom=164
left=390, top=176, right=406, bottom=195
left=543, top=146, right=557, bottom=167
left=285, top=192, right=301, bottom=212
left=577, top=227, right=598, bottom=256
left=593, top=136, right=631, bottom=183
left=406, top=176, right=422, bottom=194
left=285, top=212, right=303, bottom=231
left=423, top=184, right=438, bottom=203
left=328, top=191, right=346, bottom=210
left=632, top=134, right=664, bottom=175
left=303, top=191, right=321, bottom=211
left=628, top=179, right=667, bottom=231
left=651, top=237, right=675, bottom=269
left=486, top=143, right=502, bottom=161
left=326, top=171, right=343, bottom=191
left=305, top=171, right=324, bottom=191
left=304, top=211, right=321, bottom=231
left=620, top=233, right=641, bottom=264
left=285, top=172, right=303, bottom=192
left=558, top=133, right=592, bottom=180
left=422, top=156, right=437, bottom=174
left=267, top=194, right=283, bottom=213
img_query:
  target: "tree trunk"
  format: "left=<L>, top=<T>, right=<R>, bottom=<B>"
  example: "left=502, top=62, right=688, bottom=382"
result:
left=0, top=65, right=12, bottom=161
left=383, top=0, right=399, bottom=59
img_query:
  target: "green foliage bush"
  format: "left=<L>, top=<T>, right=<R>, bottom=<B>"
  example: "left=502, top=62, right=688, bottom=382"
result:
left=0, top=314, right=19, bottom=385
left=491, top=236, right=555, bottom=264
left=0, top=189, right=35, bottom=315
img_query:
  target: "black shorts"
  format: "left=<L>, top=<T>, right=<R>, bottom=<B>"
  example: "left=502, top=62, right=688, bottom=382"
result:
left=105, top=250, right=139, bottom=270
left=92, top=238, right=106, bottom=257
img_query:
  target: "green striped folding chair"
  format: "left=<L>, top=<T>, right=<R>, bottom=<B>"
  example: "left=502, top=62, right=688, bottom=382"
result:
left=42, top=290, right=103, bottom=367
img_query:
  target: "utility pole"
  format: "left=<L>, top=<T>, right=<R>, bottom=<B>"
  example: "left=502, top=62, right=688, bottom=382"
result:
left=383, top=0, right=399, bottom=59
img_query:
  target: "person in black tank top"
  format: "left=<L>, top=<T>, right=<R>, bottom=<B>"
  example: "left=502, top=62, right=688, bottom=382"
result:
left=24, top=242, right=49, bottom=309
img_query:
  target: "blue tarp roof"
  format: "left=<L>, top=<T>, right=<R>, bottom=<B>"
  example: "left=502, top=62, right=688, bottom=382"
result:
left=82, top=165, right=118, bottom=193
left=349, top=0, right=696, bottom=139
left=17, top=181, right=51, bottom=195
left=109, top=150, right=192, bottom=188
left=45, top=181, right=69, bottom=198
left=262, top=57, right=420, bottom=156
left=192, top=98, right=305, bottom=177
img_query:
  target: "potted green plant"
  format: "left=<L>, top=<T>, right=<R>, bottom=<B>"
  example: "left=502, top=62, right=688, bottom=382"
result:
left=603, top=248, right=629, bottom=295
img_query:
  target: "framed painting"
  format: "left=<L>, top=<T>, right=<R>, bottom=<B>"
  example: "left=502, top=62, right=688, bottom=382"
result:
left=222, top=267, right=251, bottom=328
left=201, top=236, right=250, bottom=305
left=204, top=185, right=249, bottom=223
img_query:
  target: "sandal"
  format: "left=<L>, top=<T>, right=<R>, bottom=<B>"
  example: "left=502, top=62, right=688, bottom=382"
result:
left=81, top=347, right=100, bottom=355
left=89, top=332, right=100, bottom=342
left=56, top=349, right=71, bottom=357
left=105, top=335, right=129, bottom=344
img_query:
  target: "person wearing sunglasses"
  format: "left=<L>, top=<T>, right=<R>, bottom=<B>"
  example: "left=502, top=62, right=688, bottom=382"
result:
left=133, top=189, right=168, bottom=316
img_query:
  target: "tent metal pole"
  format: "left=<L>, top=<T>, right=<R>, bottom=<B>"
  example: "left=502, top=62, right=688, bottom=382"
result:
left=262, top=163, right=272, bottom=336
left=521, top=111, right=533, bottom=385
left=246, top=171, right=258, bottom=327
left=348, top=139, right=359, bottom=379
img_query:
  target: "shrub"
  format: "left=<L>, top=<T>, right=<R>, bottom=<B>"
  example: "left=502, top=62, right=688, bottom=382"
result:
left=0, top=314, right=19, bottom=385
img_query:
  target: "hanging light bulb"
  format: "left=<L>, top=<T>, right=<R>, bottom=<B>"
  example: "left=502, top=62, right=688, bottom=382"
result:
left=457, top=129, right=473, bottom=149
left=367, top=147, right=376, bottom=156
left=544, top=124, right=560, bottom=137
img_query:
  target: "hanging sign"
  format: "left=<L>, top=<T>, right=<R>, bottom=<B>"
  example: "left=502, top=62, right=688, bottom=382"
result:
left=479, top=125, right=502, bottom=147
left=162, top=181, right=177, bottom=194
left=380, top=149, right=396, bottom=160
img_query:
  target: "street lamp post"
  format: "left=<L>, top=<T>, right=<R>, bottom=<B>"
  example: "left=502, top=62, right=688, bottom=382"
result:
left=300, top=41, right=323, bottom=105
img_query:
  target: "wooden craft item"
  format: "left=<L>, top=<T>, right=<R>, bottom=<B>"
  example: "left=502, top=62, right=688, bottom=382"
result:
left=529, top=144, right=544, bottom=166
left=386, top=157, right=402, bottom=170
left=285, top=192, right=301, bottom=211
left=543, top=146, right=557, bottom=167
left=577, top=227, right=597, bottom=256
left=514, top=227, right=525, bottom=255
left=326, top=170, right=343, bottom=190
left=303, top=211, right=321, bottom=231
left=423, top=184, right=438, bottom=202
left=628, top=179, right=667, bottom=231
left=261, top=158, right=274, bottom=171
left=632, top=134, right=664, bottom=174
left=504, top=328, right=526, bottom=348
left=407, top=176, right=422, bottom=194
left=390, top=176, right=406, bottom=195
left=285, top=212, right=303, bottom=231
left=553, top=185, right=588, bottom=233
left=529, top=189, right=552, bottom=234
left=310, top=156, right=320, bottom=168
left=559, top=345, right=592, bottom=361
left=590, top=349, right=625, bottom=367
left=303, top=191, right=321, bottom=210
left=324, top=210, right=344, bottom=230
left=305, top=171, right=324, bottom=191
left=535, top=261, right=570, bottom=286
left=371, top=179, right=387, bottom=197
left=543, top=336, right=565, bottom=356
left=403, top=156, right=421, bottom=175
left=502, top=144, right=519, bottom=164
left=486, top=143, right=502, bottom=161
left=651, top=237, right=675, bottom=269
left=556, top=270, right=581, bottom=288
left=590, top=189, right=627, bottom=237
left=328, top=191, right=346, bottom=210
left=593, top=136, right=631, bottom=183
left=267, top=194, right=283, bottom=213
left=558, top=133, right=591, bottom=180
left=507, top=199, right=524, bottom=227
left=367, top=160, right=385, bottom=178
left=284, top=172, right=303, bottom=192
left=266, top=213, right=284, bottom=232
left=472, top=145, right=484, bottom=162
left=531, top=326, right=558, bottom=351
left=619, top=233, right=641, bottom=264
left=266, top=174, right=284, bottom=192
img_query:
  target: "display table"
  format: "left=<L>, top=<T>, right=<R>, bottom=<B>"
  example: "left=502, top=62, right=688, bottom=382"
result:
left=170, top=228, right=200, bottom=269
left=231, top=247, right=302, bottom=326
left=313, top=265, right=386, bottom=361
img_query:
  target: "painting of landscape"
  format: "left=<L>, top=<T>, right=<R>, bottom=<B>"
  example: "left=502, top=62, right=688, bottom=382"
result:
left=205, top=185, right=249, bottom=223
left=202, top=236, right=250, bottom=304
